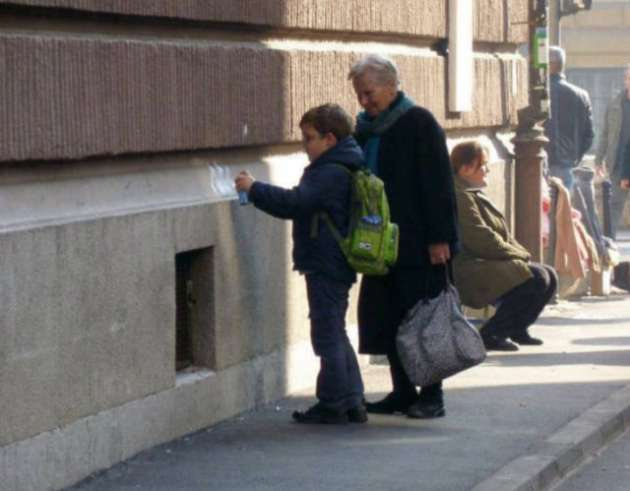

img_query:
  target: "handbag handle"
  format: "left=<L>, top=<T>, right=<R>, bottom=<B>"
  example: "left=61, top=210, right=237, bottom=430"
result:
left=423, top=261, right=453, bottom=300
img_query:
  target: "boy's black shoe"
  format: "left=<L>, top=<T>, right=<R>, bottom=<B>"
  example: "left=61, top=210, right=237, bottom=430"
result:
left=406, top=400, right=445, bottom=419
left=292, top=403, right=349, bottom=424
left=365, top=392, right=417, bottom=415
left=347, top=404, right=368, bottom=423
left=511, top=333, right=543, bottom=346
left=482, top=334, right=519, bottom=352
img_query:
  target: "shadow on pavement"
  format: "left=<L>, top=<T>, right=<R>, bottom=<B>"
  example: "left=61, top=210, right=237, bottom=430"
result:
left=484, top=349, right=630, bottom=367
left=66, top=379, right=630, bottom=491
left=536, top=316, right=630, bottom=325
left=571, top=336, right=630, bottom=346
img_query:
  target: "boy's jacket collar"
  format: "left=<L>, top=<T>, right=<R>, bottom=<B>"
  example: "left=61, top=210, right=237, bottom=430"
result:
left=308, top=136, right=365, bottom=171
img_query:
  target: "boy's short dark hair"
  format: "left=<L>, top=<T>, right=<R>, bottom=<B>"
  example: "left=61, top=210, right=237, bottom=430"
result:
left=299, top=104, right=354, bottom=141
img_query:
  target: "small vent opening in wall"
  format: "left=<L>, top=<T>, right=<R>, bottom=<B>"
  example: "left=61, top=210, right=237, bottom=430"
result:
left=175, top=247, right=215, bottom=372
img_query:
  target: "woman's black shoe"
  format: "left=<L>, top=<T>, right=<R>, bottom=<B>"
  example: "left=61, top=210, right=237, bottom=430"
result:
left=406, top=400, right=445, bottom=419
left=365, top=392, right=417, bottom=415
left=511, top=333, right=543, bottom=346
left=292, top=403, right=349, bottom=424
left=482, top=335, right=519, bottom=351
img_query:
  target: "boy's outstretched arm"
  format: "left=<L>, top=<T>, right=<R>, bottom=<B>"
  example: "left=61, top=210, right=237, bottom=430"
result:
left=235, top=171, right=323, bottom=220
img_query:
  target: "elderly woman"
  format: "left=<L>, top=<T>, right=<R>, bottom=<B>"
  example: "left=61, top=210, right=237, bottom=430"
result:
left=451, top=141, right=558, bottom=351
left=349, top=54, right=459, bottom=419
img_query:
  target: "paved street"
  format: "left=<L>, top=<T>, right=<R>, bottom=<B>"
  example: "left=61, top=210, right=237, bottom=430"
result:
left=66, top=292, right=630, bottom=491
left=555, top=428, right=630, bottom=491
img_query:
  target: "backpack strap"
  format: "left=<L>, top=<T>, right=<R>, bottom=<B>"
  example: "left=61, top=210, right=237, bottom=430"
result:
left=310, top=211, right=346, bottom=242
left=309, top=163, right=354, bottom=240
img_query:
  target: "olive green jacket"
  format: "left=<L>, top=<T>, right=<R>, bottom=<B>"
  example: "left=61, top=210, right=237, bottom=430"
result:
left=595, top=90, right=625, bottom=175
left=452, top=178, right=533, bottom=308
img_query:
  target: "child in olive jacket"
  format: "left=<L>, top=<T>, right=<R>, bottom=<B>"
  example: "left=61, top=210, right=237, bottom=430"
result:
left=235, top=104, right=366, bottom=424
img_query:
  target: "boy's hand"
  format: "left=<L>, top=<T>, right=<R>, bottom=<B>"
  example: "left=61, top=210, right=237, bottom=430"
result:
left=621, top=179, right=630, bottom=190
left=235, top=171, right=255, bottom=192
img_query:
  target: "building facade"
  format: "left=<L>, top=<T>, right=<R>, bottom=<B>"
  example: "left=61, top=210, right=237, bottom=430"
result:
left=0, top=2, right=528, bottom=489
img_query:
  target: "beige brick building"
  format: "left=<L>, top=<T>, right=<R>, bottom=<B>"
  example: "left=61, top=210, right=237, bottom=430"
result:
left=0, top=2, right=529, bottom=489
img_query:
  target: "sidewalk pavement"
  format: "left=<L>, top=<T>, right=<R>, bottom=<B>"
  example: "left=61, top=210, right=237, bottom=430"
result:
left=65, top=290, right=630, bottom=491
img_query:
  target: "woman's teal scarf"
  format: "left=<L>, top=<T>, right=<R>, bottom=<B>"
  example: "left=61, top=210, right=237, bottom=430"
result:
left=355, top=92, right=415, bottom=174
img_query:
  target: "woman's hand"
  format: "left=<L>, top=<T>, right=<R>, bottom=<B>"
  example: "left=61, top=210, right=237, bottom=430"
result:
left=235, top=171, right=255, bottom=192
left=428, top=243, right=451, bottom=265
left=620, top=178, right=630, bottom=190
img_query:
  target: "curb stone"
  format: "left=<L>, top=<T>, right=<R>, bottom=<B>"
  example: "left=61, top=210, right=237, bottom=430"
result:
left=471, top=384, right=630, bottom=491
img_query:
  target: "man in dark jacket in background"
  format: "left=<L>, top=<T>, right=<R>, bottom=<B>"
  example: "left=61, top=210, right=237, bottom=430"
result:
left=235, top=104, right=366, bottom=425
left=544, top=46, right=594, bottom=190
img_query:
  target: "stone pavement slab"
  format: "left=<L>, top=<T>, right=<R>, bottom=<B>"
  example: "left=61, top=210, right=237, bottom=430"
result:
left=66, top=294, right=630, bottom=491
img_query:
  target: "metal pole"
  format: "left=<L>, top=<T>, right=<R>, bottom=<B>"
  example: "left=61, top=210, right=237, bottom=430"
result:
left=549, top=0, right=561, bottom=45
left=512, top=0, right=550, bottom=262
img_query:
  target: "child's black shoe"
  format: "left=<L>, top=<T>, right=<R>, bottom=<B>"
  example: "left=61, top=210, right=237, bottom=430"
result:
left=292, top=403, right=349, bottom=424
left=347, top=404, right=368, bottom=423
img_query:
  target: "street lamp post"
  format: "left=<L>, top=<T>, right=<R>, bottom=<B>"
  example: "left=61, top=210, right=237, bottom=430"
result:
left=513, top=0, right=550, bottom=262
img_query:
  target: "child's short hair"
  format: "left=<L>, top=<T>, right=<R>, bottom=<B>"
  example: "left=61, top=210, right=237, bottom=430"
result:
left=299, top=104, right=354, bottom=141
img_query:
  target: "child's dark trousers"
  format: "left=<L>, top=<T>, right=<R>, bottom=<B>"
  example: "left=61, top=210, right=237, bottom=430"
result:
left=305, top=274, right=364, bottom=411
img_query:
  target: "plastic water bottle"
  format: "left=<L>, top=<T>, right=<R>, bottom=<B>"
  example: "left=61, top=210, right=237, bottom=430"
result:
left=238, top=190, right=250, bottom=206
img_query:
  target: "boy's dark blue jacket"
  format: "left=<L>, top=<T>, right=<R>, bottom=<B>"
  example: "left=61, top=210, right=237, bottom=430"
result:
left=248, top=136, right=364, bottom=284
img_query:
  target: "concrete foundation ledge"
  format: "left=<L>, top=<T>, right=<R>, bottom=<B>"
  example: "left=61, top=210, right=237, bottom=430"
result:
left=0, top=328, right=363, bottom=491
left=472, top=384, right=630, bottom=491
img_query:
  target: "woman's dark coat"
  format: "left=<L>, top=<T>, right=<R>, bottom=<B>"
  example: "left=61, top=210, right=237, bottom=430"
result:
left=356, top=105, right=459, bottom=354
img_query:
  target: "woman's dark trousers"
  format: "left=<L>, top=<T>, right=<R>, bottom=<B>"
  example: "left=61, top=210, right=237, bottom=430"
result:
left=305, top=274, right=364, bottom=412
left=483, top=263, right=558, bottom=340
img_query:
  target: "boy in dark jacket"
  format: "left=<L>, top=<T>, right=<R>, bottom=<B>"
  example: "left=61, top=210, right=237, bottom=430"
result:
left=234, top=104, right=366, bottom=424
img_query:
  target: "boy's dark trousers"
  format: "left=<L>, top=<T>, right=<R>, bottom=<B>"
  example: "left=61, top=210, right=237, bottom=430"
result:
left=305, top=274, right=364, bottom=412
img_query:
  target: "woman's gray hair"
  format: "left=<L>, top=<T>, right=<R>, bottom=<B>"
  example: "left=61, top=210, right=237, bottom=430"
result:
left=348, top=54, right=400, bottom=87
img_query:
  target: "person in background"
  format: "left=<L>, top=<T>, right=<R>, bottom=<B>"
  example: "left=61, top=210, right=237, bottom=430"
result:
left=596, top=64, right=630, bottom=237
left=348, top=54, right=458, bottom=419
left=451, top=141, right=558, bottom=351
left=543, top=46, right=594, bottom=190
left=621, top=139, right=630, bottom=190
left=235, top=104, right=366, bottom=425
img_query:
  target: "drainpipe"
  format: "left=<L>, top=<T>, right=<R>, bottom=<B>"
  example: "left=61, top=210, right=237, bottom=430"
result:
left=549, top=0, right=561, bottom=45
left=512, top=0, right=550, bottom=262
left=448, top=0, right=473, bottom=113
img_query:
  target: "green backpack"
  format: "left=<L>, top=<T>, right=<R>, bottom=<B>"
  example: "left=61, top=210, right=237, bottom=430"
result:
left=311, top=165, right=399, bottom=276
